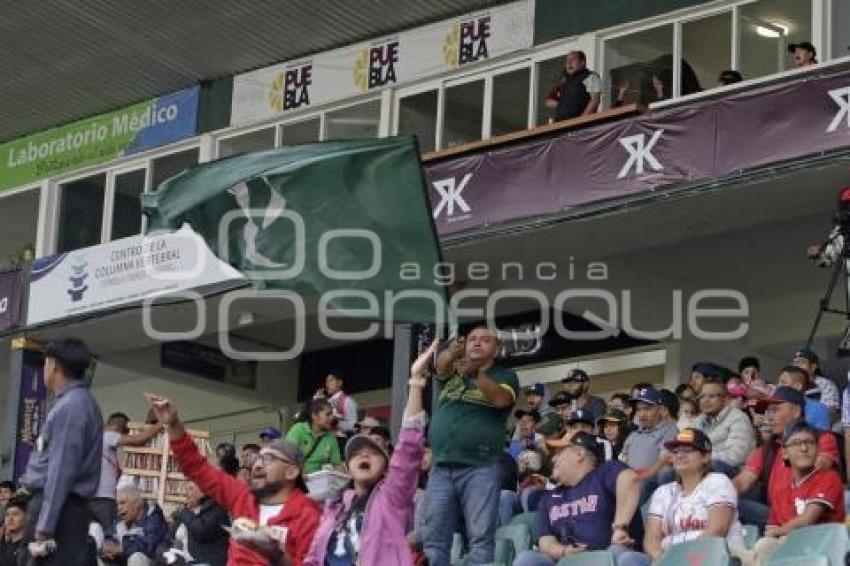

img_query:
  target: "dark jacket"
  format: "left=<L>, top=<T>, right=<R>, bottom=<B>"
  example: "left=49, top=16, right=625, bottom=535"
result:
left=175, top=497, right=230, bottom=566
left=116, top=502, right=169, bottom=560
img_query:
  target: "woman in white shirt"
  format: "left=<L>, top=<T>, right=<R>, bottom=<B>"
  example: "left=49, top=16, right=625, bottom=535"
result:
left=645, top=428, right=745, bottom=561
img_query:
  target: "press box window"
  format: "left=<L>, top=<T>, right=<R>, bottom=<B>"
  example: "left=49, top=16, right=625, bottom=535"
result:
left=0, top=189, right=39, bottom=268
left=57, top=174, right=105, bottom=253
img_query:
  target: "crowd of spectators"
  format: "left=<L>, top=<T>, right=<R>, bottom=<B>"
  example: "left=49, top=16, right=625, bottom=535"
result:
left=545, top=41, right=820, bottom=123
left=10, top=330, right=850, bottom=565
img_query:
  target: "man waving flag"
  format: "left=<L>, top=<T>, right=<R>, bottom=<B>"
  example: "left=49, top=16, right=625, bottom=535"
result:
left=142, top=137, right=446, bottom=323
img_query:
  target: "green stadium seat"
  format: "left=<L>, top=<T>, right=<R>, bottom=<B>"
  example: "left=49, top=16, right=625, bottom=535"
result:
left=767, top=558, right=829, bottom=566
left=656, top=537, right=732, bottom=566
left=766, top=523, right=849, bottom=566
left=510, top=511, right=540, bottom=542
left=556, top=549, right=616, bottom=565
left=493, top=522, right=532, bottom=566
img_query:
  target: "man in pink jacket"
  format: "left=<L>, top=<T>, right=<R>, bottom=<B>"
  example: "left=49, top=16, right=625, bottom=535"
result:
left=304, top=340, right=436, bottom=566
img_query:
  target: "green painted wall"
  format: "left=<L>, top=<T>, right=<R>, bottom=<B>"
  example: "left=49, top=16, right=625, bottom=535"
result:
left=535, top=0, right=713, bottom=44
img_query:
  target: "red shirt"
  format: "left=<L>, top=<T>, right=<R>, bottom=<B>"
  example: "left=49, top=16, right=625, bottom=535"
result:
left=767, top=467, right=845, bottom=526
left=171, top=433, right=321, bottom=566
left=744, top=432, right=839, bottom=513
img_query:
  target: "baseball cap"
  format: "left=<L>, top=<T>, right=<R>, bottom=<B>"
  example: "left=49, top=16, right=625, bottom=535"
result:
left=536, top=413, right=564, bottom=437
left=596, top=408, right=627, bottom=425
left=755, top=386, right=805, bottom=412
left=357, top=416, right=381, bottom=429
left=345, top=434, right=389, bottom=463
left=793, top=347, right=819, bottom=364
left=523, top=383, right=545, bottom=396
left=664, top=428, right=712, bottom=453
left=630, top=387, right=663, bottom=406
left=567, top=409, right=594, bottom=426
left=788, top=42, right=817, bottom=57
left=546, top=431, right=604, bottom=461
left=263, top=440, right=307, bottom=491
left=548, top=391, right=573, bottom=407
left=258, top=427, right=282, bottom=440
left=658, top=389, right=679, bottom=415
left=562, top=369, right=589, bottom=383
left=514, top=409, right=542, bottom=423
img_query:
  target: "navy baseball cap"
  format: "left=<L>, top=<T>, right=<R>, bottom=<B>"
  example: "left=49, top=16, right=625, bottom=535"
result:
left=793, top=348, right=819, bottom=364
left=523, top=383, right=545, bottom=396
left=567, top=409, right=594, bottom=426
left=548, top=391, right=573, bottom=407
left=756, top=386, right=805, bottom=411
left=630, top=387, right=663, bottom=406
left=259, top=427, right=282, bottom=440
left=562, top=369, right=589, bottom=383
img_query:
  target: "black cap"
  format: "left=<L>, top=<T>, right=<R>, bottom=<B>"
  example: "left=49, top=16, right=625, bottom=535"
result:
left=793, top=348, right=819, bottom=364
left=536, top=413, right=564, bottom=437
left=664, top=428, right=712, bottom=453
left=514, top=409, right=542, bottom=423
left=788, top=42, right=817, bottom=57
left=658, top=389, right=679, bottom=415
left=567, top=409, right=594, bottom=426
left=562, top=369, right=589, bottom=383
left=547, top=430, right=604, bottom=461
left=718, top=69, right=743, bottom=85
left=548, top=391, right=574, bottom=407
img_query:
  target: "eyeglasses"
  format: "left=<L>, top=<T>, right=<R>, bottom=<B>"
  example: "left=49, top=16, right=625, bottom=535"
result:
left=784, top=439, right=817, bottom=450
left=256, top=452, right=296, bottom=466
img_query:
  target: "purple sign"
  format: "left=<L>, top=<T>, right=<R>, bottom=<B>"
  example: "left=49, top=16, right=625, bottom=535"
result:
left=424, top=67, right=850, bottom=236
left=13, top=350, right=45, bottom=482
left=0, top=270, right=21, bottom=332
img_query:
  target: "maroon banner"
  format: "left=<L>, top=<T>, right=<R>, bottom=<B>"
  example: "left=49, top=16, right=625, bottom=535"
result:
left=424, top=66, right=850, bottom=237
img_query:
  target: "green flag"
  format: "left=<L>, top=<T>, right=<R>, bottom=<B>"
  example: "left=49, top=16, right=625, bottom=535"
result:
left=142, top=137, right=446, bottom=323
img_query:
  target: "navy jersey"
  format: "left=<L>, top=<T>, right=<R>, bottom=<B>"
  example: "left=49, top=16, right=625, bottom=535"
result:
left=537, top=460, right=626, bottom=550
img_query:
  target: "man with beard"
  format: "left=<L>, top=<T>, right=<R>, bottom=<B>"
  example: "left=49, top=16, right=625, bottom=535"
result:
left=148, top=394, right=320, bottom=566
left=562, top=369, right=606, bottom=422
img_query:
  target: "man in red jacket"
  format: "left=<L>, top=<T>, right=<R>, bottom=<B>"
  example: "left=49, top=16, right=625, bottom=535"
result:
left=148, top=394, right=320, bottom=566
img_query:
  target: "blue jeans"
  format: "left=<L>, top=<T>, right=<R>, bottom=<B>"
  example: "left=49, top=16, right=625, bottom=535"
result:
left=514, top=545, right=651, bottom=566
left=737, top=497, right=769, bottom=534
left=499, top=490, right=520, bottom=526
left=423, top=463, right=501, bottom=566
